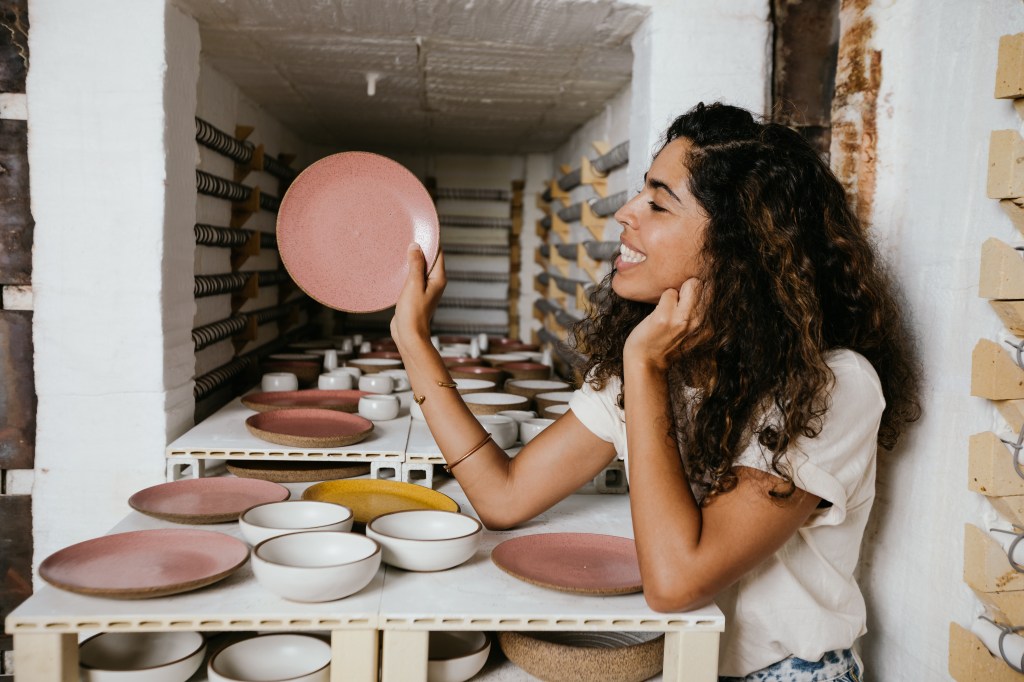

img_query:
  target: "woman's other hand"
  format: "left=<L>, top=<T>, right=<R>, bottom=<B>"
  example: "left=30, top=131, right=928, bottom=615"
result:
left=391, top=243, right=447, bottom=350
left=623, top=277, right=702, bottom=370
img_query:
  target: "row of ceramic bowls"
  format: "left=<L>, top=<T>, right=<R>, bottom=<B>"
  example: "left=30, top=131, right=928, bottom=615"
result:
left=79, top=629, right=491, bottom=682
left=242, top=501, right=483, bottom=602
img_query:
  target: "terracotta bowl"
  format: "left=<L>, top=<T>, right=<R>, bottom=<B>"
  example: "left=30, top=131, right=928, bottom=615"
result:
left=534, top=390, right=574, bottom=415
left=288, top=339, right=335, bottom=351
left=443, top=356, right=484, bottom=368
left=439, top=335, right=472, bottom=345
left=497, top=631, right=664, bottom=682
left=370, top=338, right=399, bottom=351
left=449, top=366, right=507, bottom=385
left=463, top=392, right=530, bottom=416
left=348, top=357, right=404, bottom=374
left=505, top=379, right=571, bottom=402
left=500, top=362, right=551, bottom=381
left=492, top=342, right=541, bottom=354
left=261, top=360, right=320, bottom=388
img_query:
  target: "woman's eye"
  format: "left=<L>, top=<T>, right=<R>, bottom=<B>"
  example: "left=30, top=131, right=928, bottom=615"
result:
left=648, top=201, right=666, bottom=213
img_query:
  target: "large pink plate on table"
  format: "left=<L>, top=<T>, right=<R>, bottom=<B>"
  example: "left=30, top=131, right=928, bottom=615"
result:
left=128, top=478, right=290, bottom=524
left=39, top=529, right=249, bottom=599
left=491, top=533, right=642, bottom=595
left=277, top=152, right=440, bottom=313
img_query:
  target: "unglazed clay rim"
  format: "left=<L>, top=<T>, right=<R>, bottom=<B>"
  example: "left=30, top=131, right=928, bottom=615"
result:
left=277, top=152, right=439, bottom=313
left=240, top=500, right=354, bottom=532
left=244, top=409, right=375, bottom=448
left=366, top=510, right=482, bottom=543
left=127, top=478, right=290, bottom=524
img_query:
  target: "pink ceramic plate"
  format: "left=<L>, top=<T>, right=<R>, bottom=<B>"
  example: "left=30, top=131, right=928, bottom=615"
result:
left=245, top=408, right=374, bottom=448
left=491, top=533, right=642, bottom=595
left=277, top=152, right=440, bottom=313
left=39, top=529, right=249, bottom=599
left=241, top=389, right=371, bottom=413
left=128, top=478, right=290, bottom=524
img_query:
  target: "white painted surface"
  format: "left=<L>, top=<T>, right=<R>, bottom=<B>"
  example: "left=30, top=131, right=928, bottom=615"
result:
left=28, top=0, right=199, bottom=569
left=859, top=1, right=1024, bottom=677
left=2, top=285, right=33, bottom=310
left=0, top=92, right=27, bottom=119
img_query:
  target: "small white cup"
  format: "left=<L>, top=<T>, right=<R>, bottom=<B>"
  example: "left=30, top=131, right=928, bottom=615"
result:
left=261, top=372, right=298, bottom=392
left=337, top=338, right=354, bottom=354
left=352, top=334, right=364, bottom=346
left=469, top=338, right=481, bottom=358
left=322, top=349, right=339, bottom=371
left=358, top=374, right=395, bottom=394
left=379, top=369, right=411, bottom=392
left=332, top=366, right=362, bottom=380
left=318, top=372, right=353, bottom=390
left=358, top=341, right=372, bottom=354
left=359, top=394, right=400, bottom=421
left=477, top=415, right=517, bottom=449
left=477, top=332, right=489, bottom=353
left=520, top=417, right=555, bottom=444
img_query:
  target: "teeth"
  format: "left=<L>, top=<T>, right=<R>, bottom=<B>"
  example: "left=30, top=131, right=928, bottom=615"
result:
left=620, top=243, right=647, bottom=264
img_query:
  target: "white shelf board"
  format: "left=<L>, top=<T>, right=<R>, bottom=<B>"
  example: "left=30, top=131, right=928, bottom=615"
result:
left=166, top=397, right=411, bottom=462
left=378, top=481, right=723, bottom=633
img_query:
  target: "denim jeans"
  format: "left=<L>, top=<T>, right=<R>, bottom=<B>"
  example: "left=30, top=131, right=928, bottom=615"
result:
left=719, top=649, right=862, bottom=682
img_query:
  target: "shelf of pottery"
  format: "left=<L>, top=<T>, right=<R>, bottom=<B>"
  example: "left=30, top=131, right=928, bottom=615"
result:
left=192, top=117, right=319, bottom=420
left=6, top=472, right=725, bottom=681
left=956, top=32, right=1024, bottom=681
left=533, top=141, right=628, bottom=378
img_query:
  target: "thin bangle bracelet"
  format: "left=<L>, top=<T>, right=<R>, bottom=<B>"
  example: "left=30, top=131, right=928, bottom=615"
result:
left=443, top=433, right=493, bottom=473
left=414, top=379, right=459, bottom=404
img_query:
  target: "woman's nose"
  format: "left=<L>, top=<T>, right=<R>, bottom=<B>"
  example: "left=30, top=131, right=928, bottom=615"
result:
left=614, top=194, right=640, bottom=229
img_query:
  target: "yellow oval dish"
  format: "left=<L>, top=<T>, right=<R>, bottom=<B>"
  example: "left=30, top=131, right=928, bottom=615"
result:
left=301, top=479, right=459, bottom=525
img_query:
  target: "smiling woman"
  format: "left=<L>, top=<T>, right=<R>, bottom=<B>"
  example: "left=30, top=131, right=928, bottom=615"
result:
left=390, top=101, right=921, bottom=681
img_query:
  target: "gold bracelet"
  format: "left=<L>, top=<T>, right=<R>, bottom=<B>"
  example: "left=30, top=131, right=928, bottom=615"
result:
left=443, top=433, right=493, bottom=473
left=413, top=379, right=458, bottom=405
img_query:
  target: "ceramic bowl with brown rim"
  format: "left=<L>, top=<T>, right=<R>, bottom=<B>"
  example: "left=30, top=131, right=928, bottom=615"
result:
left=463, top=392, right=530, bottom=415
left=543, top=403, right=571, bottom=420
left=261, top=359, right=320, bottom=387
left=534, top=390, right=574, bottom=415
left=505, top=379, right=571, bottom=402
left=481, top=352, right=530, bottom=366
left=347, top=357, right=403, bottom=374
left=500, top=362, right=551, bottom=381
left=449, top=365, right=507, bottom=385
left=443, top=356, right=482, bottom=368
left=454, top=378, right=497, bottom=395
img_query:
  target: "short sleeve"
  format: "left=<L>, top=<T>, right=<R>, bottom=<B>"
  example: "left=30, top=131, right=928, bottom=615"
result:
left=734, top=350, right=885, bottom=528
left=568, top=374, right=628, bottom=459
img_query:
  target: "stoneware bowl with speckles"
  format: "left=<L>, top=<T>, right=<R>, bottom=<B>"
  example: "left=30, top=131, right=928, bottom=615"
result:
left=497, top=631, right=665, bottom=682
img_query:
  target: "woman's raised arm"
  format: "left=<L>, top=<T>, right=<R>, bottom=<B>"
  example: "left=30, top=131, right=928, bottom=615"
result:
left=390, top=244, right=617, bottom=529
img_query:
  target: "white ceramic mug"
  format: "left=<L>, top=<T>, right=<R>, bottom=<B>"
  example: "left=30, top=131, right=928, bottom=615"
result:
left=318, top=372, right=353, bottom=390
left=261, top=372, right=298, bottom=392
left=379, top=369, right=411, bottom=392
left=358, top=395, right=400, bottom=421
left=520, top=417, right=555, bottom=444
left=358, top=341, right=372, bottom=354
left=477, top=332, right=489, bottom=353
left=477, top=415, right=517, bottom=449
left=332, top=366, right=362, bottom=380
left=322, top=349, right=339, bottom=371
left=358, top=374, right=395, bottom=394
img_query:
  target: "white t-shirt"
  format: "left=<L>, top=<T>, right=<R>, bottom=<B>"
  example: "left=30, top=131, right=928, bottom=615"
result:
left=567, top=348, right=884, bottom=677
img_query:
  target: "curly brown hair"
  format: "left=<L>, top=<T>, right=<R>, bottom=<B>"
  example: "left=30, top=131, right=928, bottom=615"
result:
left=571, top=102, right=921, bottom=502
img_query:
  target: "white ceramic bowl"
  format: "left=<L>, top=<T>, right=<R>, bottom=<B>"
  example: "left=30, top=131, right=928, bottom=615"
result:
left=208, top=633, right=331, bottom=682
left=358, top=373, right=395, bottom=394
left=505, top=379, right=571, bottom=400
left=79, top=631, right=205, bottom=682
left=496, top=409, right=538, bottom=424
left=239, top=501, right=354, bottom=546
left=463, top=392, right=530, bottom=415
left=358, top=394, right=401, bottom=421
left=252, top=531, right=381, bottom=602
left=365, top=510, right=482, bottom=572
left=317, top=372, right=353, bottom=390
left=534, top=390, right=574, bottom=414
left=379, top=368, right=412, bottom=391
left=428, top=631, right=491, bottom=682
left=261, top=372, right=299, bottom=392
left=520, top=417, right=556, bottom=444
left=349, top=357, right=403, bottom=374
left=481, top=352, right=530, bottom=364
left=476, top=415, right=517, bottom=449
left=331, top=366, right=362, bottom=380
left=544, top=403, right=571, bottom=419
left=453, top=378, right=496, bottom=394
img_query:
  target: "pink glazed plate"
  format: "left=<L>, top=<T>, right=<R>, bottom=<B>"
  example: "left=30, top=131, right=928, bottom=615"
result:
left=277, top=152, right=440, bottom=313
left=39, top=529, right=249, bottom=599
left=491, top=533, right=642, bottom=595
left=245, top=408, right=374, bottom=449
left=128, top=478, right=290, bottom=524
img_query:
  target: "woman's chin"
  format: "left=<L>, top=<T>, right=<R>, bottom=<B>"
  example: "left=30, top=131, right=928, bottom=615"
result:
left=611, top=276, right=657, bottom=305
